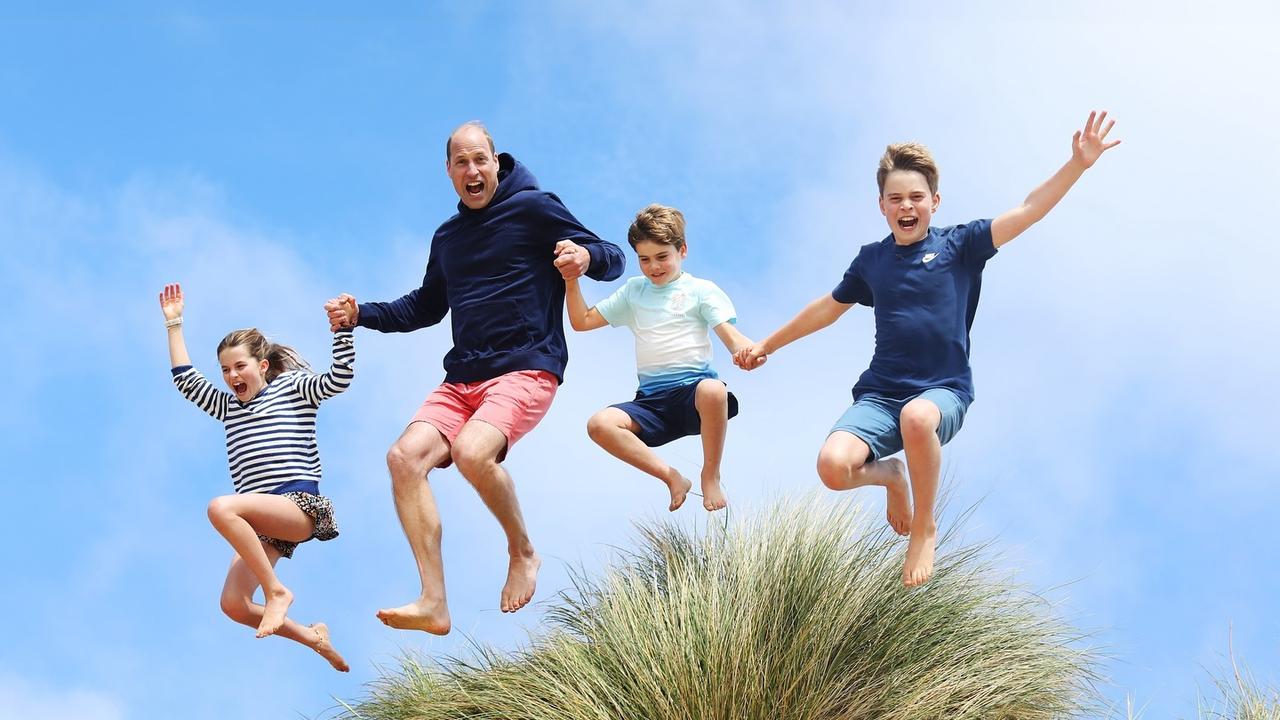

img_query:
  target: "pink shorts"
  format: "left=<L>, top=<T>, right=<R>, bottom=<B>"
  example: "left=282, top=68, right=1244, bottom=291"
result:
left=411, top=370, right=559, bottom=465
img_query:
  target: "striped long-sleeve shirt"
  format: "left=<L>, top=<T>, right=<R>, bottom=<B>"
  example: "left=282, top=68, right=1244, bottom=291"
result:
left=171, top=329, right=355, bottom=495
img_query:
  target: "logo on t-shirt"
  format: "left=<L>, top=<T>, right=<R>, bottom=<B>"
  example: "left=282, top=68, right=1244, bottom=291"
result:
left=922, top=252, right=939, bottom=264
left=667, top=291, right=692, bottom=314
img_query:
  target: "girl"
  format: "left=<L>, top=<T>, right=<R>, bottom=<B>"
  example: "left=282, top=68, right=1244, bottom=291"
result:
left=160, top=282, right=354, bottom=672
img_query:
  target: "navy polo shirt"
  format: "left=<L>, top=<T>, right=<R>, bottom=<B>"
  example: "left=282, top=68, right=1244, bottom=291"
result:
left=832, top=219, right=996, bottom=405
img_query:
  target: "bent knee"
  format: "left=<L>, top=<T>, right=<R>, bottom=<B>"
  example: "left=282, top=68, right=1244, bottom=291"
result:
left=816, top=448, right=864, bottom=489
left=450, top=444, right=497, bottom=476
left=899, top=400, right=941, bottom=439
left=586, top=411, right=614, bottom=442
left=206, top=496, right=236, bottom=524
left=695, top=380, right=728, bottom=406
left=220, top=594, right=254, bottom=625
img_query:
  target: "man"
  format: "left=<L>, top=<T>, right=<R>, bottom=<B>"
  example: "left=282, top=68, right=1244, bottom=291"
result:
left=326, top=121, right=624, bottom=633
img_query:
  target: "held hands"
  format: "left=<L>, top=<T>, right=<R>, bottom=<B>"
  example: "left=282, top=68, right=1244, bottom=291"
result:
left=325, top=293, right=358, bottom=332
left=159, top=283, right=184, bottom=322
left=733, top=344, right=768, bottom=371
left=1072, top=110, right=1121, bottom=169
left=553, top=240, right=590, bottom=280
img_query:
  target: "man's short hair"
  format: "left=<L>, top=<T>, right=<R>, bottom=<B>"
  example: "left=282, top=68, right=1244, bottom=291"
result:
left=446, top=121, right=496, bottom=160
left=877, top=142, right=939, bottom=195
left=628, top=203, right=686, bottom=250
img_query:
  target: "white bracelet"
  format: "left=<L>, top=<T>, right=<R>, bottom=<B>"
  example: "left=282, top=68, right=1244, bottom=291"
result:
left=164, top=317, right=183, bottom=328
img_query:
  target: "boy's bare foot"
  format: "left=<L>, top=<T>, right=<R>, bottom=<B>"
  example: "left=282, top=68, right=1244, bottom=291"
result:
left=257, top=586, right=293, bottom=638
left=501, top=553, right=541, bottom=613
left=376, top=598, right=452, bottom=635
left=308, top=623, right=350, bottom=672
left=902, top=523, right=937, bottom=587
left=882, top=458, right=912, bottom=536
left=700, top=474, right=727, bottom=512
left=664, top=470, right=692, bottom=511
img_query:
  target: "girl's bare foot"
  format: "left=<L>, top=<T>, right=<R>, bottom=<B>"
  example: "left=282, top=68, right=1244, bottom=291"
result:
left=701, top=474, right=727, bottom=512
left=664, top=470, right=692, bottom=511
left=500, top=552, right=541, bottom=613
left=308, top=623, right=350, bottom=672
left=257, top=586, right=293, bottom=638
left=881, top=458, right=912, bottom=536
left=376, top=598, right=452, bottom=635
left=902, top=523, right=937, bottom=587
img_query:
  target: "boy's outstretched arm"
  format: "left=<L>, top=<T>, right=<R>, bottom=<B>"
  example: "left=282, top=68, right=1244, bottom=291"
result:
left=991, top=110, right=1120, bottom=249
left=565, top=276, right=608, bottom=332
left=159, top=282, right=191, bottom=368
left=713, top=322, right=753, bottom=356
left=733, top=294, right=852, bottom=370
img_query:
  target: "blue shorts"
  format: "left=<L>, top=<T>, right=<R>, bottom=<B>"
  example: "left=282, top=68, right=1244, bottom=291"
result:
left=830, top=388, right=968, bottom=460
left=611, top=380, right=740, bottom=448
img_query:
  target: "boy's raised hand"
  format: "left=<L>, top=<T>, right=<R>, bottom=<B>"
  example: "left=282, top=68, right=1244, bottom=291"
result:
left=159, top=283, right=184, bottom=320
left=553, top=239, right=590, bottom=280
left=325, top=293, right=358, bottom=331
left=1073, top=110, right=1121, bottom=169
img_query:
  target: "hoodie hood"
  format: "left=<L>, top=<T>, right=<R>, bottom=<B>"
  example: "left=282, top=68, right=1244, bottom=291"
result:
left=457, top=152, right=540, bottom=214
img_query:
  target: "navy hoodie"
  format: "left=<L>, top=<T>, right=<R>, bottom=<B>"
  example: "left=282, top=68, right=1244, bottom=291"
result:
left=356, top=153, right=625, bottom=384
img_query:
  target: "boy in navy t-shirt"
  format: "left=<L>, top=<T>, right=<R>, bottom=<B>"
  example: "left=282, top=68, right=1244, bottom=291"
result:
left=736, top=111, right=1120, bottom=587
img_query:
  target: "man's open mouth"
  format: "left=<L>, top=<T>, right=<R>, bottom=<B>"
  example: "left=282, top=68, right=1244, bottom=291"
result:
left=898, top=217, right=918, bottom=230
left=466, top=181, right=484, bottom=196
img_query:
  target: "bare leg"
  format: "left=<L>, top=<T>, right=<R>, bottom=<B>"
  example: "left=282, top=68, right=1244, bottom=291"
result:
left=220, top=549, right=349, bottom=672
left=206, top=494, right=315, bottom=637
left=451, top=421, right=540, bottom=613
left=899, top=398, right=942, bottom=587
left=694, top=380, right=729, bottom=511
left=816, top=431, right=912, bottom=536
left=586, top=407, right=691, bottom=511
left=377, top=421, right=454, bottom=634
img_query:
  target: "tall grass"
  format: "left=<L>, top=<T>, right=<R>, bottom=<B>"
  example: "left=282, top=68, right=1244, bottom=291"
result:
left=340, top=496, right=1100, bottom=719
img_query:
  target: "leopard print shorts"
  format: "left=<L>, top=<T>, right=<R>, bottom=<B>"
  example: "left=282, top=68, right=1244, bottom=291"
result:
left=258, top=491, right=339, bottom=559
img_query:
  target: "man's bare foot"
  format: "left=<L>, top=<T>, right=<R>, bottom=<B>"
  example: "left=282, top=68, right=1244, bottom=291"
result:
left=308, top=623, right=350, bottom=672
left=882, top=458, right=912, bottom=536
left=700, top=474, right=727, bottom=512
left=376, top=598, right=452, bottom=635
left=257, top=586, right=293, bottom=638
left=664, top=470, right=693, bottom=511
left=501, top=553, right=541, bottom=613
left=902, top=523, right=937, bottom=587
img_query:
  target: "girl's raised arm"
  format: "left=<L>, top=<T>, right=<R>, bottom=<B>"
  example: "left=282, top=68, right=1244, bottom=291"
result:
left=160, top=283, right=191, bottom=368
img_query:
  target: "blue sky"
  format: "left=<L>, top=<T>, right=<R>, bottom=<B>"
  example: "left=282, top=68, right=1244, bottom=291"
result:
left=2, top=2, right=1278, bottom=718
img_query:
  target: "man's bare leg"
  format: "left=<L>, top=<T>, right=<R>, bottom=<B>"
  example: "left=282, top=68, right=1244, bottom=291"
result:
left=587, top=407, right=691, bottom=511
left=816, top=431, right=912, bottom=536
left=219, top=549, right=350, bottom=672
left=451, top=420, right=540, bottom=613
left=206, top=493, right=315, bottom=638
left=377, top=421, right=455, bottom=633
left=899, top=398, right=942, bottom=587
left=694, top=380, right=729, bottom=511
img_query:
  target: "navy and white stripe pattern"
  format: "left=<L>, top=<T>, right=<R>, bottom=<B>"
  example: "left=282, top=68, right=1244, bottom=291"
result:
left=172, top=329, right=355, bottom=495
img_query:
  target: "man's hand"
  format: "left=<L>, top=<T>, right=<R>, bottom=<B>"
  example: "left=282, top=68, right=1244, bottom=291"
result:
left=733, top=343, right=768, bottom=371
left=325, top=293, right=358, bottom=332
left=1072, top=110, right=1120, bottom=169
left=553, top=240, right=591, bottom=280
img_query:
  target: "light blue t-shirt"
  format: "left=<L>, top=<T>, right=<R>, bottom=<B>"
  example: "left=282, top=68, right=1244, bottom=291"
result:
left=594, top=271, right=737, bottom=394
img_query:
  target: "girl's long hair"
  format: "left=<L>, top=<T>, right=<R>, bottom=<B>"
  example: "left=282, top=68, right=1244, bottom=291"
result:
left=216, top=328, right=310, bottom=383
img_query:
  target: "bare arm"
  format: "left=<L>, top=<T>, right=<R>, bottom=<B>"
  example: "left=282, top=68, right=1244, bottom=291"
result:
left=564, top=277, right=608, bottom=331
left=991, top=110, right=1121, bottom=249
left=733, top=294, right=852, bottom=370
left=713, top=321, right=753, bottom=356
left=159, top=283, right=191, bottom=368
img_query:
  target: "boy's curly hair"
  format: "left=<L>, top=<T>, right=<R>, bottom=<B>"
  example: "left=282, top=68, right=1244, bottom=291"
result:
left=877, top=143, right=939, bottom=196
left=628, top=204, right=686, bottom=250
